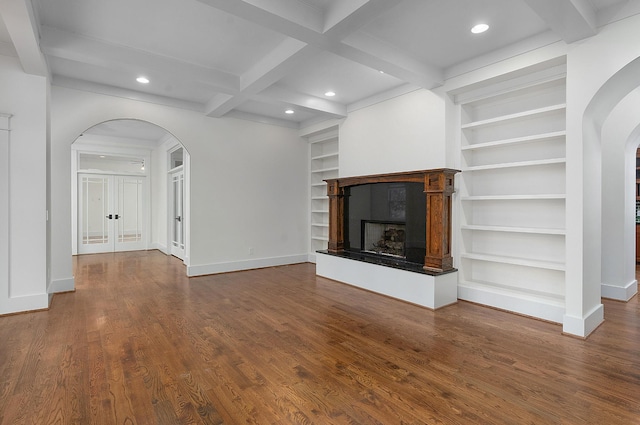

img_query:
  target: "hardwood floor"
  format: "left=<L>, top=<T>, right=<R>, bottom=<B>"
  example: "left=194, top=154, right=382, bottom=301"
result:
left=1, top=250, right=639, bottom=424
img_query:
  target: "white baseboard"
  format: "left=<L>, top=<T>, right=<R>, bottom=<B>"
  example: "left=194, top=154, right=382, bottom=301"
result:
left=186, top=254, right=308, bottom=277
left=150, top=242, right=169, bottom=255
left=316, top=252, right=458, bottom=309
left=563, top=303, right=604, bottom=338
left=308, top=252, right=317, bottom=263
left=48, top=277, right=75, bottom=294
left=0, top=292, right=49, bottom=315
left=601, top=279, right=637, bottom=301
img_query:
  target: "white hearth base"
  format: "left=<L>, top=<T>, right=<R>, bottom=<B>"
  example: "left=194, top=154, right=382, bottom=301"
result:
left=316, top=252, right=458, bottom=310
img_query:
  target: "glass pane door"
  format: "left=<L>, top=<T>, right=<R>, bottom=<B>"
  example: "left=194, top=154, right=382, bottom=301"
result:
left=78, top=174, right=146, bottom=254
left=170, top=171, right=185, bottom=259
left=78, top=174, right=112, bottom=254
left=115, top=176, right=145, bottom=252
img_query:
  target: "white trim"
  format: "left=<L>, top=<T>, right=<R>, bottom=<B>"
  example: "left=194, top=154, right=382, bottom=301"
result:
left=151, top=242, right=169, bottom=255
left=0, top=293, right=49, bottom=315
left=457, top=280, right=565, bottom=324
left=187, top=254, right=308, bottom=277
left=562, top=304, right=604, bottom=338
left=601, top=279, right=638, bottom=301
left=316, top=253, right=458, bottom=310
left=48, top=277, right=75, bottom=293
left=0, top=114, right=9, bottom=314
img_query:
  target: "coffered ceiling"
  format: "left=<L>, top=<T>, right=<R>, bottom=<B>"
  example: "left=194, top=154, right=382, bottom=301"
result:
left=0, top=0, right=638, bottom=129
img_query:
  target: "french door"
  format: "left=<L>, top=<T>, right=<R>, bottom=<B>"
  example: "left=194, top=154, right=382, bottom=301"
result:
left=170, top=170, right=185, bottom=260
left=78, top=174, right=146, bottom=254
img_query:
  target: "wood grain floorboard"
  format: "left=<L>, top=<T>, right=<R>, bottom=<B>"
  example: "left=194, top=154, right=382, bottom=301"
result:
left=1, top=250, right=639, bottom=424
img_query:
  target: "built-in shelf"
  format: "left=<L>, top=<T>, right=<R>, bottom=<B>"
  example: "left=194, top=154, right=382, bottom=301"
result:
left=312, top=166, right=339, bottom=173
left=461, top=131, right=566, bottom=151
left=460, top=194, right=566, bottom=201
left=463, top=158, right=565, bottom=172
left=458, top=279, right=565, bottom=304
left=460, top=252, right=566, bottom=271
left=456, top=67, right=567, bottom=324
left=311, top=152, right=338, bottom=160
left=308, top=129, right=339, bottom=256
left=461, top=103, right=566, bottom=130
left=461, top=224, right=566, bottom=235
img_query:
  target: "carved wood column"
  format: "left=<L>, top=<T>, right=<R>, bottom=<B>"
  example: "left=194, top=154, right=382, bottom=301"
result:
left=326, top=180, right=345, bottom=252
left=424, top=169, right=457, bottom=272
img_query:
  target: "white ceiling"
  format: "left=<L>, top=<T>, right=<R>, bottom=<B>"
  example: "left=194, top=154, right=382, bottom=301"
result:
left=0, top=0, right=638, bottom=132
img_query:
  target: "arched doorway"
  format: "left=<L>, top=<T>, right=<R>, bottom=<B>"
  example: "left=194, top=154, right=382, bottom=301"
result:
left=71, top=119, right=190, bottom=262
left=582, top=57, right=640, bottom=303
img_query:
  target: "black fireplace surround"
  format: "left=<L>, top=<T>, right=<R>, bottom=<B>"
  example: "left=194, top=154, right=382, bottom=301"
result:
left=344, top=182, right=426, bottom=266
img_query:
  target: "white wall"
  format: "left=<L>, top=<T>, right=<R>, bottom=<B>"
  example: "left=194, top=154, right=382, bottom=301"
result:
left=0, top=54, right=49, bottom=314
left=339, top=89, right=447, bottom=177
left=50, top=86, right=309, bottom=283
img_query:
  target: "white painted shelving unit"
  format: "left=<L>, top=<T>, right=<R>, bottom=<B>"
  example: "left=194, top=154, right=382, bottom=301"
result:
left=308, top=128, right=339, bottom=259
left=456, top=66, right=568, bottom=323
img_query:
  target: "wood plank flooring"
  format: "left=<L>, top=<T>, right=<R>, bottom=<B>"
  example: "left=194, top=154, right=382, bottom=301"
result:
left=1, top=250, right=639, bottom=424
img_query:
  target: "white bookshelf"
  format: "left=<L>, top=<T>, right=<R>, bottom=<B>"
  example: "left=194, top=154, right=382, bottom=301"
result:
left=308, top=128, right=339, bottom=256
left=456, top=67, right=567, bottom=323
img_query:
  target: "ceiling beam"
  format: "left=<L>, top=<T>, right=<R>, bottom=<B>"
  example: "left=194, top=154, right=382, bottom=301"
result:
left=197, top=0, right=442, bottom=89
left=522, top=0, right=597, bottom=43
left=0, top=0, right=47, bottom=76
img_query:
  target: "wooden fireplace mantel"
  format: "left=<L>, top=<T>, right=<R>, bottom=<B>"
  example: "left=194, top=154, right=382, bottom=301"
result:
left=325, top=168, right=459, bottom=272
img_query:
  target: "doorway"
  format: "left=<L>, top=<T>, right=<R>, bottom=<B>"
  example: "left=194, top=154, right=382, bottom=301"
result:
left=78, top=173, right=146, bottom=254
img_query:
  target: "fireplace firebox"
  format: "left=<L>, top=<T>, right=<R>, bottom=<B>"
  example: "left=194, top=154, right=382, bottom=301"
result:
left=362, top=221, right=406, bottom=257
left=324, top=169, right=459, bottom=273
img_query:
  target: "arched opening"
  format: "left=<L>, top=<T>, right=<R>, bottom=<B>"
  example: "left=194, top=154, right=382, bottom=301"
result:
left=70, top=119, right=190, bottom=264
left=600, top=88, right=640, bottom=301
left=582, top=57, right=640, bottom=303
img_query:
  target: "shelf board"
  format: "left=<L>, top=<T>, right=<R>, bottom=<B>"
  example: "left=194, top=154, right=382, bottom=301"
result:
left=460, top=252, right=565, bottom=271
left=312, top=236, right=329, bottom=241
left=311, top=182, right=327, bottom=187
left=461, top=131, right=566, bottom=151
left=461, top=103, right=566, bottom=130
left=461, top=224, right=566, bottom=235
left=311, top=210, right=328, bottom=214
left=460, top=194, right=566, bottom=201
left=311, top=196, right=328, bottom=200
left=312, top=166, right=339, bottom=173
left=311, top=152, right=338, bottom=160
left=458, top=279, right=565, bottom=305
left=311, top=223, right=329, bottom=228
left=463, top=158, right=565, bottom=172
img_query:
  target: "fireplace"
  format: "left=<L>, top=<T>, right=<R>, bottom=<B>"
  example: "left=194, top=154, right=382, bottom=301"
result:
left=324, top=169, right=459, bottom=273
left=362, top=221, right=406, bottom=257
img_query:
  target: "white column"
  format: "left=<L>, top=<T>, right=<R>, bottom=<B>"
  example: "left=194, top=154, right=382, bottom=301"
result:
left=0, top=113, right=11, bottom=312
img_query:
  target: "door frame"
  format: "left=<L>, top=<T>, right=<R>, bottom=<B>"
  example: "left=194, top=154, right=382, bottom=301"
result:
left=166, top=144, right=190, bottom=264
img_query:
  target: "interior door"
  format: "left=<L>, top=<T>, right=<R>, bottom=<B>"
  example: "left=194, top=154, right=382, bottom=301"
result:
left=78, top=174, right=146, bottom=254
left=170, top=170, right=185, bottom=260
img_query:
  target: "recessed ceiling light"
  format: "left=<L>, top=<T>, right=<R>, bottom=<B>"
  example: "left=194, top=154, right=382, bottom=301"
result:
left=325, top=91, right=336, bottom=97
left=99, top=155, right=106, bottom=158
left=285, top=109, right=295, bottom=114
left=471, top=23, right=489, bottom=34
left=136, top=76, right=150, bottom=84
left=379, top=70, right=385, bottom=74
